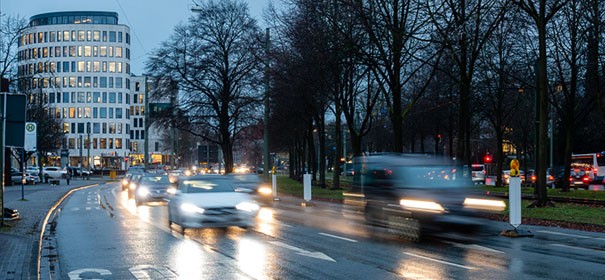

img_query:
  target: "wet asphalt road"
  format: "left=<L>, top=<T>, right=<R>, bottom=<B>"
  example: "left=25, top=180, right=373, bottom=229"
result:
left=52, top=182, right=605, bottom=279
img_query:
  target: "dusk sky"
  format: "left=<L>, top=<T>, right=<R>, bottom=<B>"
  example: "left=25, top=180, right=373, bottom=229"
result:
left=2, top=0, right=275, bottom=75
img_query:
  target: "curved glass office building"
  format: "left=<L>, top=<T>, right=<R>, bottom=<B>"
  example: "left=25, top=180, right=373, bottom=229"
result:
left=18, top=11, right=131, bottom=170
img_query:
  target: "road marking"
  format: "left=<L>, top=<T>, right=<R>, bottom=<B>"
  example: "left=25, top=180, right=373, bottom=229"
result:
left=129, top=265, right=178, bottom=279
left=68, top=268, right=112, bottom=279
left=403, top=252, right=476, bottom=270
left=443, top=241, right=503, bottom=254
left=537, top=230, right=605, bottom=241
left=85, top=207, right=91, bottom=211
left=270, top=241, right=336, bottom=262
left=319, top=232, right=358, bottom=243
left=551, top=244, right=605, bottom=253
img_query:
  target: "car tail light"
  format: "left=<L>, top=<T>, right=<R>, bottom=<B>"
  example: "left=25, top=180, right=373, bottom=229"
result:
left=583, top=176, right=590, bottom=183
left=594, top=168, right=598, bottom=176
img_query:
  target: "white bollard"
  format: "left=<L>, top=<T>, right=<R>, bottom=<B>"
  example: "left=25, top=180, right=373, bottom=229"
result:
left=303, top=174, right=312, bottom=202
left=502, top=176, right=533, bottom=237
left=509, top=177, right=522, bottom=228
left=272, top=174, right=278, bottom=200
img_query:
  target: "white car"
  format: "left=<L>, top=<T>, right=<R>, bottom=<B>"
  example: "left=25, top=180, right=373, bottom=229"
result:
left=42, top=166, right=68, bottom=179
left=26, top=166, right=40, bottom=176
left=471, top=164, right=486, bottom=184
left=167, top=175, right=259, bottom=230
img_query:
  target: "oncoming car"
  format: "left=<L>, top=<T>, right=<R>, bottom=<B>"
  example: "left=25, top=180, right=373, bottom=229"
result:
left=167, top=175, right=260, bottom=231
left=130, top=174, right=173, bottom=206
left=346, top=154, right=506, bottom=240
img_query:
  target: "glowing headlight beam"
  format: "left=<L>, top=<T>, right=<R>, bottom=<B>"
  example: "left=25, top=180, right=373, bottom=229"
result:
left=463, top=198, right=506, bottom=211
left=180, top=203, right=205, bottom=214
left=399, top=199, right=445, bottom=213
left=236, top=202, right=260, bottom=212
left=258, top=187, right=272, bottom=195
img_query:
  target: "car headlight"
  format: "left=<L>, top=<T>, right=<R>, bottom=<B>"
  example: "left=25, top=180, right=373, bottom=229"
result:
left=167, top=187, right=177, bottom=194
left=236, top=201, right=260, bottom=212
left=399, top=199, right=445, bottom=213
left=122, top=179, right=129, bottom=186
left=129, top=183, right=137, bottom=190
left=137, top=187, right=150, bottom=196
left=180, top=203, right=205, bottom=214
left=258, top=186, right=272, bottom=195
left=463, top=198, right=506, bottom=211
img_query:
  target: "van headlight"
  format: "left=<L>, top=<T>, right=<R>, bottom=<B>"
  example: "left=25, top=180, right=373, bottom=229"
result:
left=400, top=199, right=445, bottom=213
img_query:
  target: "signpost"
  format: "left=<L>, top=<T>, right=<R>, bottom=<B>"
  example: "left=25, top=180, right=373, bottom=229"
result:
left=24, top=122, right=37, bottom=152
left=502, top=159, right=533, bottom=237
left=0, top=94, right=26, bottom=227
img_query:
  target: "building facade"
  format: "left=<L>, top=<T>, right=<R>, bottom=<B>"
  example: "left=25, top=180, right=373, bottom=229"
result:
left=18, top=11, right=132, bottom=170
left=128, top=75, right=176, bottom=168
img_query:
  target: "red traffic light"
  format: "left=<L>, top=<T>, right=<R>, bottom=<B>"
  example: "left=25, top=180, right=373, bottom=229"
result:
left=484, top=154, right=493, bottom=163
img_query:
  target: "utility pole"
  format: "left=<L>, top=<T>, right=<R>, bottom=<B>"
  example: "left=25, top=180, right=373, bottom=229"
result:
left=263, top=28, right=270, bottom=180
left=144, top=76, right=149, bottom=170
left=87, top=122, right=91, bottom=169
left=0, top=93, right=5, bottom=227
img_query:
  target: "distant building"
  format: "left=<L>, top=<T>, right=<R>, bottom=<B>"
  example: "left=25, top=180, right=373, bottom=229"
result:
left=18, top=11, right=131, bottom=169
left=128, top=75, right=177, bottom=168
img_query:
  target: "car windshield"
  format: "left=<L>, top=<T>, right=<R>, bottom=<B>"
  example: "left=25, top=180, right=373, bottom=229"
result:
left=387, top=165, right=471, bottom=189
left=181, top=179, right=235, bottom=193
left=471, top=165, right=484, bottom=171
left=141, top=176, right=170, bottom=184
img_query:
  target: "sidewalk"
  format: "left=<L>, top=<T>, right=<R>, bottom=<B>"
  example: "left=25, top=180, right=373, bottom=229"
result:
left=0, top=177, right=107, bottom=280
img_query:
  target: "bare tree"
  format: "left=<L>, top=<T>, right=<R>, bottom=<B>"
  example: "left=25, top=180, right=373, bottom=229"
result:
left=348, top=0, right=436, bottom=153
left=425, top=0, right=508, bottom=165
left=512, top=0, right=569, bottom=207
left=477, top=6, right=529, bottom=186
left=146, top=0, right=263, bottom=174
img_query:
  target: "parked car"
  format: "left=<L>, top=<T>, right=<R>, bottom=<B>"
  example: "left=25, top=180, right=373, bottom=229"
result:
left=10, top=171, right=37, bottom=185
left=26, top=166, right=40, bottom=176
left=569, top=169, right=590, bottom=190
left=129, top=174, right=173, bottom=206
left=167, top=175, right=260, bottom=230
left=70, top=167, right=91, bottom=178
left=527, top=169, right=554, bottom=187
left=21, top=167, right=41, bottom=183
left=471, top=164, right=486, bottom=184
left=42, top=166, right=67, bottom=179
left=502, top=170, right=525, bottom=185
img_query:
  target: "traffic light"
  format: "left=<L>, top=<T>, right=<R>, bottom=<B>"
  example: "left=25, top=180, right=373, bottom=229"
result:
left=484, top=153, right=493, bottom=163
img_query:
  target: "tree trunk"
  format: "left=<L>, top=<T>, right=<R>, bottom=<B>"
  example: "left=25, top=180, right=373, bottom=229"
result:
left=332, top=110, right=342, bottom=189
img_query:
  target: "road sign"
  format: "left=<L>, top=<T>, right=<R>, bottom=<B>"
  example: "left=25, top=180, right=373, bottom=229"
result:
left=1, top=94, right=26, bottom=147
left=24, top=122, right=37, bottom=151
